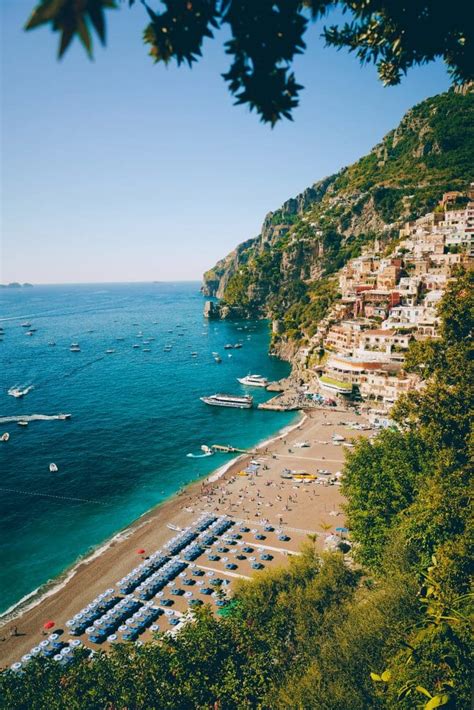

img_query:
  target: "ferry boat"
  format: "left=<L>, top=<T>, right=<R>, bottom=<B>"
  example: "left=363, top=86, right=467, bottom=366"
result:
left=237, top=374, right=268, bottom=388
left=200, top=393, right=253, bottom=409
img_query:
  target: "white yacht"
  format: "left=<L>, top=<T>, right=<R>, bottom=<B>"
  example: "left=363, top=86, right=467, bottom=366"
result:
left=1, top=432, right=9, bottom=442
left=49, top=463, right=58, bottom=473
left=70, top=343, right=81, bottom=352
left=237, top=374, right=269, bottom=388
left=200, top=393, right=253, bottom=409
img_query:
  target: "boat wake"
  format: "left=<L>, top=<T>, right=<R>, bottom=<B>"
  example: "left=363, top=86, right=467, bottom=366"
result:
left=0, top=414, right=71, bottom=424
left=7, top=385, right=34, bottom=398
left=186, top=452, right=213, bottom=458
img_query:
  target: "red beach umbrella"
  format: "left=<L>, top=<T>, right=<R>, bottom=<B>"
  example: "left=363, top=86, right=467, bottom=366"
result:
left=43, top=620, right=55, bottom=630
left=136, top=549, right=145, bottom=555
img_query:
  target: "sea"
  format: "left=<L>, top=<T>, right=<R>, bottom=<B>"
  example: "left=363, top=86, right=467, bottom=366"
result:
left=0, top=282, right=295, bottom=616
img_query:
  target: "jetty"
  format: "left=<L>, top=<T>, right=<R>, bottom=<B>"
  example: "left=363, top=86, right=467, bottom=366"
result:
left=211, top=444, right=257, bottom=454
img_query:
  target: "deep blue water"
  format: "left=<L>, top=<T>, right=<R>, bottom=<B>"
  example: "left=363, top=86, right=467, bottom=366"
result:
left=0, top=283, right=294, bottom=613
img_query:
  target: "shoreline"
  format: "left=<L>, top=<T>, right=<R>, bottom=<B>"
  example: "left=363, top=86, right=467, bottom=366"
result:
left=0, top=411, right=303, bottom=627
left=0, top=405, right=367, bottom=669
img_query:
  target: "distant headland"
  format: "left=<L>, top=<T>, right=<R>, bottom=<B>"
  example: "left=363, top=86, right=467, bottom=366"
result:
left=0, top=282, right=34, bottom=288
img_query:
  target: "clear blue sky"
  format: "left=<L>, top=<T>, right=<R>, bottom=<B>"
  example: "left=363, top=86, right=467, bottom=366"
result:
left=1, top=1, right=451, bottom=284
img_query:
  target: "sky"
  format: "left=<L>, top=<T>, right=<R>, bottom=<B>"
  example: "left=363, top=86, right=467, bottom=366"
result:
left=1, top=1, right=452, bottom=284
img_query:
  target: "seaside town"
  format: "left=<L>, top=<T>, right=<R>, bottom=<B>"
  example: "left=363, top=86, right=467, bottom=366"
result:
left=266, top=184, right=474, bottom=424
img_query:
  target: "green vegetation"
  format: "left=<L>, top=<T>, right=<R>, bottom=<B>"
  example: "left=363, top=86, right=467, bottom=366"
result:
left=318, top=374, right=352, bottom=390
left=25, top=1, right=473, bottom=125
left=2, top=271, right=472, bottom=709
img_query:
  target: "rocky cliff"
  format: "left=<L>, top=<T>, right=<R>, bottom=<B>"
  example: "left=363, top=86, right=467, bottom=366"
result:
left=202, top=86, right=473, bottom=350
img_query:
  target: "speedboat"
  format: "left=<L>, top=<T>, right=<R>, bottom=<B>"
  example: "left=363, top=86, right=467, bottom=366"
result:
left=224, top=344, right=233, bottom=350
left=191, top=352, right=198, bottom=357
left=17, top=420, right=28, bottom=427
left=237, top=374, right=268, bottom=388
left=132, top=344, right=141, bottom=349
left=20, top=322, right=31, bottom=328
left=200, top=393, right=253, bottom=409
left=105, top=349, right=115, bottom=354
left=1, top=432, right=9, bottom=442
left=214, top=356, right=222, bottom=363
left=49, top=463, right=58, bottom=473
left=70, top=344, right=81, bottom=352
left=234, top=343, right=242, bottom=349
left=25, top=331, right=34, bottom=336
left=48, top=341, right=56, bottom=346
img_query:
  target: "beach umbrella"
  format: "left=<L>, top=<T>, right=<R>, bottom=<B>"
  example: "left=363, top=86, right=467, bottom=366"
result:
left=43, top=621, right=55, bottom=631
left=53, top=654, right=63, bottom=662
left=21, top=655, right=32, bottom=663
left=39, top=640, right=50, bottom=648
left=70, top=639, right=82, bottom=647
left=11, top=663, right=22, bottom=672
left=31, top=647, right=41, bottom=656
left=336, top=527, right=348, bottom=533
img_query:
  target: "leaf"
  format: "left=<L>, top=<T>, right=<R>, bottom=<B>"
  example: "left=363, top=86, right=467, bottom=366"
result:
left=416, top=686, right=433, bottom=699
left=370, top=672, right=382, bottom=681
left=425, top=695, right=449, bottom=710
left=381, top=670, right=391, bottom=682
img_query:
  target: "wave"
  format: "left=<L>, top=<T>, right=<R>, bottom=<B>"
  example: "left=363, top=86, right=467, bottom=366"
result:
left=0, top=413, right=70, bottom=424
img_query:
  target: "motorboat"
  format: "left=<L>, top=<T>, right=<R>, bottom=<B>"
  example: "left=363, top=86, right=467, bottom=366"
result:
left=200, top=393, right=253, bottom=409
left=17, top=421, right=28, bottom=427
left=49, top=463, right=58, bottom=473
left=105, top=349, right=115, bottom=354
left=70, top=344, right=81, bottom=352
left=214, top=356, right=222, bottom=363
left=1, top=432, right=9, bottom=442
left=48, top=341, right=56, bottom=346
left=234, top=343, right=242, bottom=349
left=237, top=374, right=268, bottom=388
left=25, top=331, right=34, bottom=336
left=132, top=344, right=141, bottom=349
left=20, top=322, right=31, bottom=328
left=224, top=344, right=233, bottom=350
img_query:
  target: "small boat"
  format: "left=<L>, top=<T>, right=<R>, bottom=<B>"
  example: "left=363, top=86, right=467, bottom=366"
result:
left=49, top=463, right=58, bottom=473
left=20, top=322, right=31, bottom=328
left=116, top=337, right=125, bottom=342
left=17, top=420, right=28, bottom=427
left=132, top=344, right=141, bottom=349
left=25, top=331, right=34, bottom=336
left=57, top=413, right=71, bottom=420
left=164, top=345, right=172, bottom=352
left=105, top=349, right=115, bottom=354
left=214, top=356, right=222, bottom=363
left=201, top=445, right=213, bottom=455
left=48, top=341, right=56, bottom=346
left=332, top=434, right=345, bottom=442
left=234, top=343, right=242, bottom=349
left=212, top=352, right=218, bottom=356
left=70, top=345, right=81, bottom=352
left=143, top=348, right=151, bottom=352
left=228, top=354, right=233, bottom=358
left=237, top=374, right=268, bottom=388
left=191, top=352, right=198, bottom=357
left=224, top=344, right=233, bottom=350
left=1, top=432, right=9, bottom=442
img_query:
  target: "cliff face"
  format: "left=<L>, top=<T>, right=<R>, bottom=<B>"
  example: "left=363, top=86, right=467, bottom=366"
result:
left=202, top=86, right=473, bottom=347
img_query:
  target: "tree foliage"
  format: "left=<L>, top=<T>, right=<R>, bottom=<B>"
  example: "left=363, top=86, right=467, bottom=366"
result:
left=25, top=0, right=474, bottom=124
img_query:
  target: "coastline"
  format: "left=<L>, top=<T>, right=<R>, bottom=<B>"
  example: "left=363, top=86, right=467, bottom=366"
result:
left=0, top=411, right=303, bottom=628
left=0, top=405, right=367, bottom=669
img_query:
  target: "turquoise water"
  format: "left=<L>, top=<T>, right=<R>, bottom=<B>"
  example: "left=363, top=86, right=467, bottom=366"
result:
left=0, top=283, right=294, bottom=614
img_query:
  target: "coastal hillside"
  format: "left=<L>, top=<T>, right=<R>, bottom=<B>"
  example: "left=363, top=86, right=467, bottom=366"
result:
left=203, top=85, right=474, bottom=348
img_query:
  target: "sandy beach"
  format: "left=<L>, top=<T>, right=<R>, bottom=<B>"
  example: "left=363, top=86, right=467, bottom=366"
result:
left=0, top=405, right=371, bottom=668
